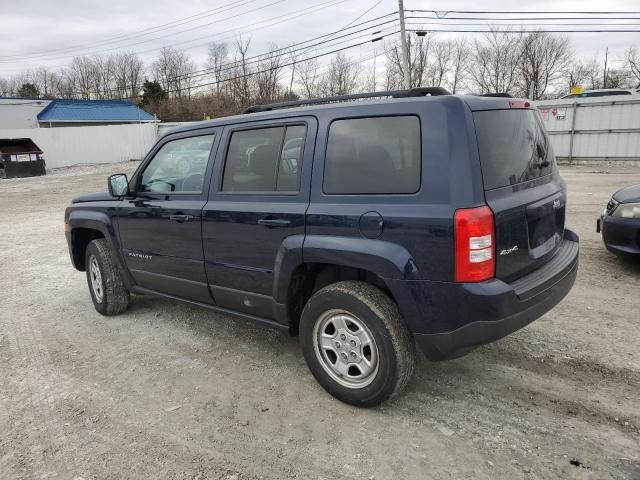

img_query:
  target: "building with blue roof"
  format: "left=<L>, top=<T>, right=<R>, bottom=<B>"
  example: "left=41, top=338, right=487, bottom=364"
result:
left=37, top=99, right=155, bottom=127
left=0, top=97, right=156, bottom=129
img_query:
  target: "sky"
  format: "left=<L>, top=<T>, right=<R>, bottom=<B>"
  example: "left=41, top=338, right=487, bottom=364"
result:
left=0, top=0, right=637, bottom=80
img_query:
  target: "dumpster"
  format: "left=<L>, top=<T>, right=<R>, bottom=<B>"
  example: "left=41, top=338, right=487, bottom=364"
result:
left=0, top=138, right=46, bottom=178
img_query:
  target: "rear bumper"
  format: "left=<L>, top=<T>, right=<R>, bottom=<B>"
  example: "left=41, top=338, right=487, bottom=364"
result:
left=386, top=229, right=579, bottom=360
left=599, top=214, right=640, bottom=258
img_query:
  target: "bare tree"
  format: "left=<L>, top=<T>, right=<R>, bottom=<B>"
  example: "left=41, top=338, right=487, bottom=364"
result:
left=469, top=30, right=523, bottom=94
left=152, top=47, right=196, bottom=99
left=255, top=44, right=285, bottom=102
left=427, top=40, right=453, bottom=87
left=205, top=42, right=229, bottom=94
left=229, top=37, right=253, bottom=105
left=627, top=46, right=640, bottom=87
left=0, top=77, right=10, bottom=96
left=114, top=51, right=144, bottom=98
left=517, top=31, right=571, bottom=99
left=70, top=56, right=94, bottom=98
left=447, top=37, right=470, bottom=93
left=296, top=57, right=321, bottom=98
left=318, top=52, right=360, bottom=96
left=385, top=33, right=431, bottom=88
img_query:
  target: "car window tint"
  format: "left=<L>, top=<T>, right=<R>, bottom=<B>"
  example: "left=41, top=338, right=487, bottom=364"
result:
left=277, top=125, right=306, bottom=191
left=323, top=116, right=421, bottom=194
left=140, top=134, right=214, bottom=194
left=222, top=125, right=305, bottom=193
left=474, top=110, right=554, bottom=190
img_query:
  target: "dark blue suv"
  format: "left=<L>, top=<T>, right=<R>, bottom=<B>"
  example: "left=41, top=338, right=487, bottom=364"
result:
left=65, top=88, right=579, bottom=406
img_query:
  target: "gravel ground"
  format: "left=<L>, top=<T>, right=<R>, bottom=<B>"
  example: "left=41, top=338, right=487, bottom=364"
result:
left=0, top=162, right=638, bottom=480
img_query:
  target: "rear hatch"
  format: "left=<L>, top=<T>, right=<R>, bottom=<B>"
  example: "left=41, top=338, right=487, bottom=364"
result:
left=473, top=106, right=566, bottom=281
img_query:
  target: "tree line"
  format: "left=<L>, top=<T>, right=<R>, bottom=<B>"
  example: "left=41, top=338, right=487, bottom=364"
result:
left=1, top=29, right=639, bottom=121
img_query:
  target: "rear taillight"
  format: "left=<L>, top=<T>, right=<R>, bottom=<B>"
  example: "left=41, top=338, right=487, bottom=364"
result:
left=454, top=206, right=495, bottom=282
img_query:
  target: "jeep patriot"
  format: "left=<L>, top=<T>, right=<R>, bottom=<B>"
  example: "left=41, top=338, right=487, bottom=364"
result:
left=65, top=88, right=579, bottom=406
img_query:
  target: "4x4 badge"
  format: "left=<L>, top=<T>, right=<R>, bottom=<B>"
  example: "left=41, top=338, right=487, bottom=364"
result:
left=500, top=245, right=519, bottom=256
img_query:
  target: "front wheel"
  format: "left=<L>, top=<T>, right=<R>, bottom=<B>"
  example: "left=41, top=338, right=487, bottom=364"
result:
left=85, top=238, right=130, bottom=315
left=300, top=281, right=416, bottom=407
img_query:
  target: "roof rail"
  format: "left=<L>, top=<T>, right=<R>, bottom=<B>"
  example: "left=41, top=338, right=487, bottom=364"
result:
left=242, top=87, right=450, bottom=114
left=480, top=93, right=512, bottom=98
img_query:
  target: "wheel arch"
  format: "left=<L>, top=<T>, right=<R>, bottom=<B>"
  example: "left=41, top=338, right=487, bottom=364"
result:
left=283, top=262, right=402, bottom=336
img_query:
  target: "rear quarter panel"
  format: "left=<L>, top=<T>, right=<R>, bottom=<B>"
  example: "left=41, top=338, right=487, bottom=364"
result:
left=305, top=96, right=485, bottom=282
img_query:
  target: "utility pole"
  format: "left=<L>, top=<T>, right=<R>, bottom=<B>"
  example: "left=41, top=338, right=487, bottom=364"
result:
left=603, top=47, right=609, bottom=89
left=398, top=0, right=411, bottom=89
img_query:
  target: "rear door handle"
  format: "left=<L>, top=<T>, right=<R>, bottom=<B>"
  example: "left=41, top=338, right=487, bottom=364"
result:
left=257, top=217, right=291, bottom=227
left=169, top=214, right=194, bottom=223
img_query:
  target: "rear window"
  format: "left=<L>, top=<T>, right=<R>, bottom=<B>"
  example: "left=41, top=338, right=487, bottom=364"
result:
left=324, top=116, right=421, bottom=194
left=474, top=109, right=554, bottom=190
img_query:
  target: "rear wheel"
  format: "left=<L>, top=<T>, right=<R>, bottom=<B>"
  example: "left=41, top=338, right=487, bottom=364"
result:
left=300, top=281, right=415, bottom=407
left=85, top=239, right=130, bottom=315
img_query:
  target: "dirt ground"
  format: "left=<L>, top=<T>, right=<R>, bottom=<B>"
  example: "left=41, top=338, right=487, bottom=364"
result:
left=0, top=162, right=638, bottom=480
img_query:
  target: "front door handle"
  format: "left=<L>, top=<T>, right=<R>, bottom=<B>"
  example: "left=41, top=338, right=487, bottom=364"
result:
left=170, top=214, right=194, bottom=223
left=257, top=217, right=291, bottom=227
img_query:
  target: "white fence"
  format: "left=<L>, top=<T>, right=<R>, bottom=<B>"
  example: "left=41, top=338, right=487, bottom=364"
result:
left=0, top=123, right=158, bottom=169
left=534, top=96, right=640, bottom=162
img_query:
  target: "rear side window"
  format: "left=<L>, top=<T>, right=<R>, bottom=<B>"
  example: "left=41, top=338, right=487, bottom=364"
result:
left=474, top=109, right=554, bottom=190
left=324, top=116, right=421, bottom=194
left=222, top=125, right=306, bottom=193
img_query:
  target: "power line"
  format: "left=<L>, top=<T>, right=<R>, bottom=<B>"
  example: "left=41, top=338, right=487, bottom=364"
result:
left=160, top=31, right=396, bottom=97
left=0, top=0, right=292, bottom=64
left=0, top=0, right=258, bottom=60
left=174, top=18, right=397, bottom=82
left=93, top=30, right=397, bottom=100
left=406, top=20, right=640, bottom=27
left=57, top=16, right=396, bottom=98
left=406, top=9, right=640, bottom=15
left=407, top=15, right=640, bottom=21
left=407, top=27, right=640, bottom=33
left=133, top=0, right=351, bottom=64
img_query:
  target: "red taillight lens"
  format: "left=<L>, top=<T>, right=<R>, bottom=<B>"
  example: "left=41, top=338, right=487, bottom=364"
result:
left=508, top=100, right=531, bottom=109
left=454, top=206, right=495, bottom=282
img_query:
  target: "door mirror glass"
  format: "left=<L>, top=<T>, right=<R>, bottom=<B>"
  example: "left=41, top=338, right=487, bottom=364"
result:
left=108, top=173, right=129, bottom=197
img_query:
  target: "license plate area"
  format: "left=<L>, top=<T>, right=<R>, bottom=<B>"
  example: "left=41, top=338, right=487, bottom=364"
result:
left=526, top=193, right=565, bottom=259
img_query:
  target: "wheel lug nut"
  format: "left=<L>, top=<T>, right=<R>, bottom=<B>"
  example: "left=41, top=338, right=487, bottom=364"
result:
left=335, top=342, right=341, bottom=349
left=350, top=351, right=357, bottom=358
left=341, top=353, right=348, bottom=360
left=340, top=334, right=347, bottom=341
left=350, top=340, right=356, bottom=347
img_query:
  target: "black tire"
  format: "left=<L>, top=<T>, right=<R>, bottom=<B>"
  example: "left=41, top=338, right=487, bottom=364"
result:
left=85, top=238, right=130, bottom=315
left=300, top=281, right=416, bottom=407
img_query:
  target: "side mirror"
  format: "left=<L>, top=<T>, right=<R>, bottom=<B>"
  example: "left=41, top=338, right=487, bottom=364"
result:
left=108, top=173, right=129, bottom=197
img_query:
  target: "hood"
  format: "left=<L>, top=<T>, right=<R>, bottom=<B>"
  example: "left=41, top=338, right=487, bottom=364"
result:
left=71, top=191, right=115, bottom=203
left=612, top=184, right=640, bottom=204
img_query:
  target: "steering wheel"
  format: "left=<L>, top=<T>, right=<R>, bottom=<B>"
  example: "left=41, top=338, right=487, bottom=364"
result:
left=181, top=173, right=204, bottom=192
left=144, top=178, right=175, bottom=192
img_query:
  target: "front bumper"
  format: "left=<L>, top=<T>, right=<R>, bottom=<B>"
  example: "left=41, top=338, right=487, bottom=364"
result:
left=386, top=229, right=579, bottom=360
left=598, top=214, right=640, bottom=258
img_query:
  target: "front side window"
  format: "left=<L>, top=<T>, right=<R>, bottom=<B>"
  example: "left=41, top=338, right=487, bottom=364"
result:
left=323, top=116, right=421, bottom=194
left=140, top=134, right=215, bottom=194
left=222, top=125, right=306, bottom=193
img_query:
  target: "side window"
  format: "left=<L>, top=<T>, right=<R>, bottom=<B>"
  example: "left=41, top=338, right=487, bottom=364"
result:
left=324, top=116, right=421, bottom=194
left=277, top=125, right=305, bottom=191
left=140, top=134, right=215, bottom=194
left=222, top=125, right=306, bottom=193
